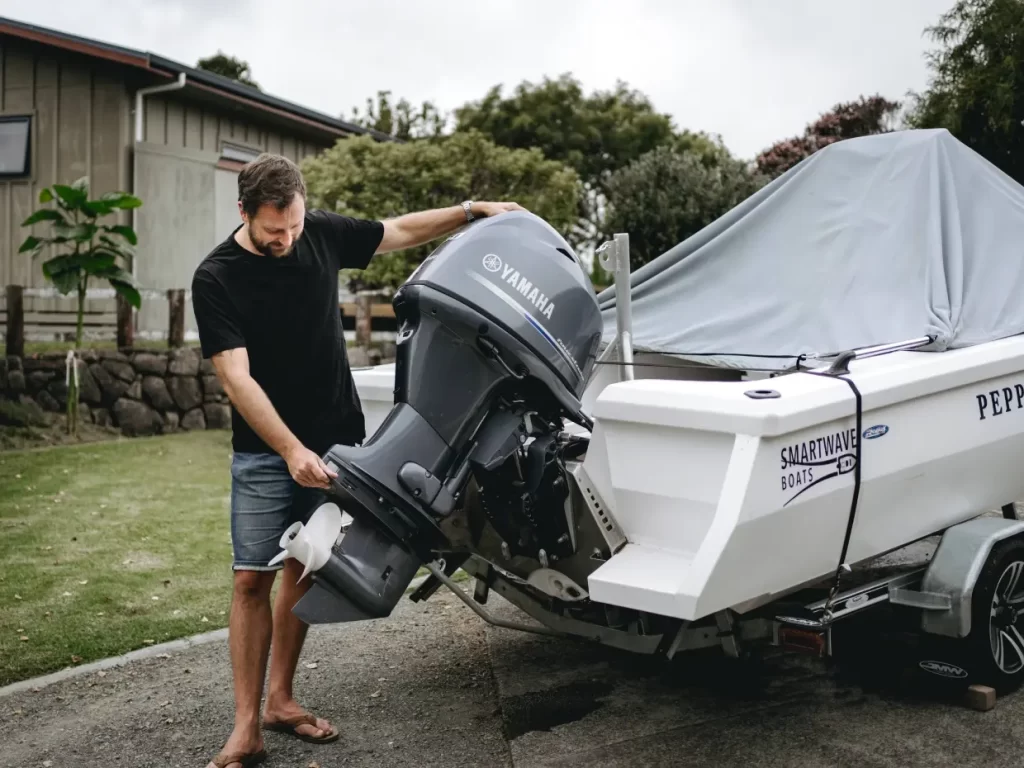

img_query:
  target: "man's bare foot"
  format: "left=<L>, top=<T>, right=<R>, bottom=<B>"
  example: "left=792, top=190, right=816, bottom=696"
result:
left=205, top=725, right=265, bottom=768
left=263, top=696, right=339, bottom=743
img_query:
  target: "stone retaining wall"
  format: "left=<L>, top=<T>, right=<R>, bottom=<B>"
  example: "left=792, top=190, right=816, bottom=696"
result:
left=0, top=343, right=397, bottom=438
left=0, top=348, right=229, bottom=437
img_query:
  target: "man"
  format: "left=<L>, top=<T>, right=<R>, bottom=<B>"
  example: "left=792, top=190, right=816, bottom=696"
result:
left=192, top=152, right=522, bottom=768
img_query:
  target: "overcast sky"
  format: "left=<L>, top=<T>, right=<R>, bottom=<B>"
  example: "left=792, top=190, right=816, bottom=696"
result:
left=5, top=0, right=955, bottom=159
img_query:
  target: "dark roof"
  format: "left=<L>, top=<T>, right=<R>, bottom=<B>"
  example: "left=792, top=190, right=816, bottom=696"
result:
left=0, top=15, right=395, bottom=143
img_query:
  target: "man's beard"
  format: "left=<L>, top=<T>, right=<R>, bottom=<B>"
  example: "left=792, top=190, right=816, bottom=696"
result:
left=248, top=224, right=293, bottom=257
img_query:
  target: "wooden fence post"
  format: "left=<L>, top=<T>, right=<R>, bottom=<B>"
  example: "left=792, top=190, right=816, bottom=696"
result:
left=167, top=289, right=185, bottom=348
left=116, top=292, right=134, bottom=349
left=5, top=284, right=24, bottom=358
left=355, top=294, right=372, bottom=347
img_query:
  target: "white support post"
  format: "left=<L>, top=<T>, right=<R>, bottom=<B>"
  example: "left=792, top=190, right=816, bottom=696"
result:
left=597, top=233, right=635, bottom=382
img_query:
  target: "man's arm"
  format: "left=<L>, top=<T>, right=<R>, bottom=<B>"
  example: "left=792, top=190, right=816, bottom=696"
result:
left=375, top=201, right=523, bottom=254
left=211, top=347, right=337, bottom=489
left=192, top=269, right=336, bottom=489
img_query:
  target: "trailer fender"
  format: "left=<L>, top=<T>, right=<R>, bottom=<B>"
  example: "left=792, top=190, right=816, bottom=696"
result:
left=917, top=516, right=1024, bottom=639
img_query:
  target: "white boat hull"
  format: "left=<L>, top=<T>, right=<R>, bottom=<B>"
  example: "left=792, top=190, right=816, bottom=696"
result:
left=585, top=335, right=1024, bottom=621
left=350, top=335, right=1024, bottom=623
left=352, top=364, right=398, bottom=440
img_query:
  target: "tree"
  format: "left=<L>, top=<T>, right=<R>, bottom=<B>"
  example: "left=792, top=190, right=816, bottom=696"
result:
left=346, top=90, right=448, bottom=140
left=603, top=146, right=768, bottom=270
left=196, top=52, right=260, bottom=89
left=455, top=74, right=676, bottom=192
left=18, top=178, right=143, bottom=435
left=906, top=0, right=1024, bottom=183
left=301, top=131, right=581, bottom=292
left=453, top=73, right=721, bottom=245
left=755, top=95, right=902, bottom=178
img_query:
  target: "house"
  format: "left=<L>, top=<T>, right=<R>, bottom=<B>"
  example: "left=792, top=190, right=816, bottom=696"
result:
left=0, top=15, right=391, bottom=342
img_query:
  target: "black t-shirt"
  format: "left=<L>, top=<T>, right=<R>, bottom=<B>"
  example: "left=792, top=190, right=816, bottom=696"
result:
left=191, top=210, right=385, bottom=456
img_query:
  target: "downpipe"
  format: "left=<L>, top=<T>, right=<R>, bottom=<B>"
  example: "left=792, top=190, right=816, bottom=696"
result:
left=131, top=72, right=186, bottom=281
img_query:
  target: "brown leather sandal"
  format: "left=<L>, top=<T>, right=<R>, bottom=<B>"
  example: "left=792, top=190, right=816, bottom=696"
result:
left=264, top=712, right=340, bottom=744
left=207, top=748, right=267, bottom=768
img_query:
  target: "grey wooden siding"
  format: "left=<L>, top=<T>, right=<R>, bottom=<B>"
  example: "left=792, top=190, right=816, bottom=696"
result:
left=0, top=34, right=340, bottom=341
left=0, top=39, right=132, bottom=289
left=1, top=37, right=333, bottom=295
left=142, top=93, right=324, bottom=163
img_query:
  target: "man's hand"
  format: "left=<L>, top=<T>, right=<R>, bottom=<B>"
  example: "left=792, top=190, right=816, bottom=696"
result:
left=471, top=201, right=524, bottom=218
left=283, top=444, right=338, bottom=490
left=211, top=348, right=338, bottom=490
left=376, top=201, right=528, bottom=254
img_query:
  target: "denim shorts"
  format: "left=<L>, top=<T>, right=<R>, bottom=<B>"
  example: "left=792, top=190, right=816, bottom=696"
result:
left=229, top=451, right=328, bottom=571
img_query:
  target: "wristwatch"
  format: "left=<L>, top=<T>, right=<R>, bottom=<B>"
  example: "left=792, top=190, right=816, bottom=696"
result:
left=461, top=200, right=475, bottom=222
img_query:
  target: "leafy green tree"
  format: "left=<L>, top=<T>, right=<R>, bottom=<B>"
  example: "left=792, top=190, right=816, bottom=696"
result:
left=603, top=146, right=768, bottom=270
left=755, top=95, right=902, bottom=178
left=453, top=73, right=722, bottom=244
left=455, top=73, right=676, bottom=190
left=196, top=52, right=260, bottom=89
left=906, top=0, right=1024, bottom=182
left=301, top=131, right=581, bottom=292
left=346, top=89, right=448, bottom=140
left=18, top=177, right=143, bottom=435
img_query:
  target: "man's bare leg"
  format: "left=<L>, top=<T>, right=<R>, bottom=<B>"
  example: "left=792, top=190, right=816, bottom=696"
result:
left=206, top=569, right=276, bottom=768
left=262, top=558, right=337, bottom=740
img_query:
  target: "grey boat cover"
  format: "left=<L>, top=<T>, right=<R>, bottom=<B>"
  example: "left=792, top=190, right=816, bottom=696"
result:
left=596, top=128, right=1024, bottom=371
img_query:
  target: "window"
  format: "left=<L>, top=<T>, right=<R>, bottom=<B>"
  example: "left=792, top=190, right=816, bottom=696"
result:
left=220, top=141, right=262, bottom=164
left=0, top=115, right=31, bottom=178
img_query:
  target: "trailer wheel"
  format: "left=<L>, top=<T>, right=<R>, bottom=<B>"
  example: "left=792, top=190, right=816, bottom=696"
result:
left=964, top=537, right=1024, bottom=695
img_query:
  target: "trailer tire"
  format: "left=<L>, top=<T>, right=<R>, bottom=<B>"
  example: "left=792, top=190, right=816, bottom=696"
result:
left=962, top=536, right=1024, bottom=695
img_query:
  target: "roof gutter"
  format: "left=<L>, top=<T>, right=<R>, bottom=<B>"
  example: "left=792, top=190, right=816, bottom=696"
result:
left=131, top=71, right=186, bottom=285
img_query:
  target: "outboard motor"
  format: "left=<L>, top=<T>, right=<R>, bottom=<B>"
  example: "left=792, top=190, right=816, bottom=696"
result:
left=289, top=211, right=603, bottom=624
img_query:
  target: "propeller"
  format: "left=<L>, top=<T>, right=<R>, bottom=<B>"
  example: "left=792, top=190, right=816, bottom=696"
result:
left=268, top=502, right=345, bottom=581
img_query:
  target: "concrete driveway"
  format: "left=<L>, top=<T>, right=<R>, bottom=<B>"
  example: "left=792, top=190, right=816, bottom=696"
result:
left=3, top=571, right=1024, bottom=767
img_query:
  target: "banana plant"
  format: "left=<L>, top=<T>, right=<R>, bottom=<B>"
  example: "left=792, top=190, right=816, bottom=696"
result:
left=18, top=177, right=144, bottom=436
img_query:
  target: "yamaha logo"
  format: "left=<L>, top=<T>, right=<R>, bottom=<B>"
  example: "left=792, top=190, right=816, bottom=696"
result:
left=475, top=254, right=556, bottom=320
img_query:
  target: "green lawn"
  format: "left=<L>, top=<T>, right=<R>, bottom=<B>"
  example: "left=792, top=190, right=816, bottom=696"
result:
left=0, top=428, right=453, bottom=686
left=0, top=430, right=236, bottom=686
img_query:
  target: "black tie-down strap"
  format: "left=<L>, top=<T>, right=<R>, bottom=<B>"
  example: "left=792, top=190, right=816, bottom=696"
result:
left=798, top=364, right=864, bottom=616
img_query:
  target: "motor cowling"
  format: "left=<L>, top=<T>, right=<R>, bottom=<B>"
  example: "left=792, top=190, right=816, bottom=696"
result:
left=290, top=211, right=603, bottom=624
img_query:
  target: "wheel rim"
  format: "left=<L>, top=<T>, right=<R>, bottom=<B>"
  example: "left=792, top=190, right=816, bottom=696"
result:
left=990, top=559, right=1024, bottom=674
